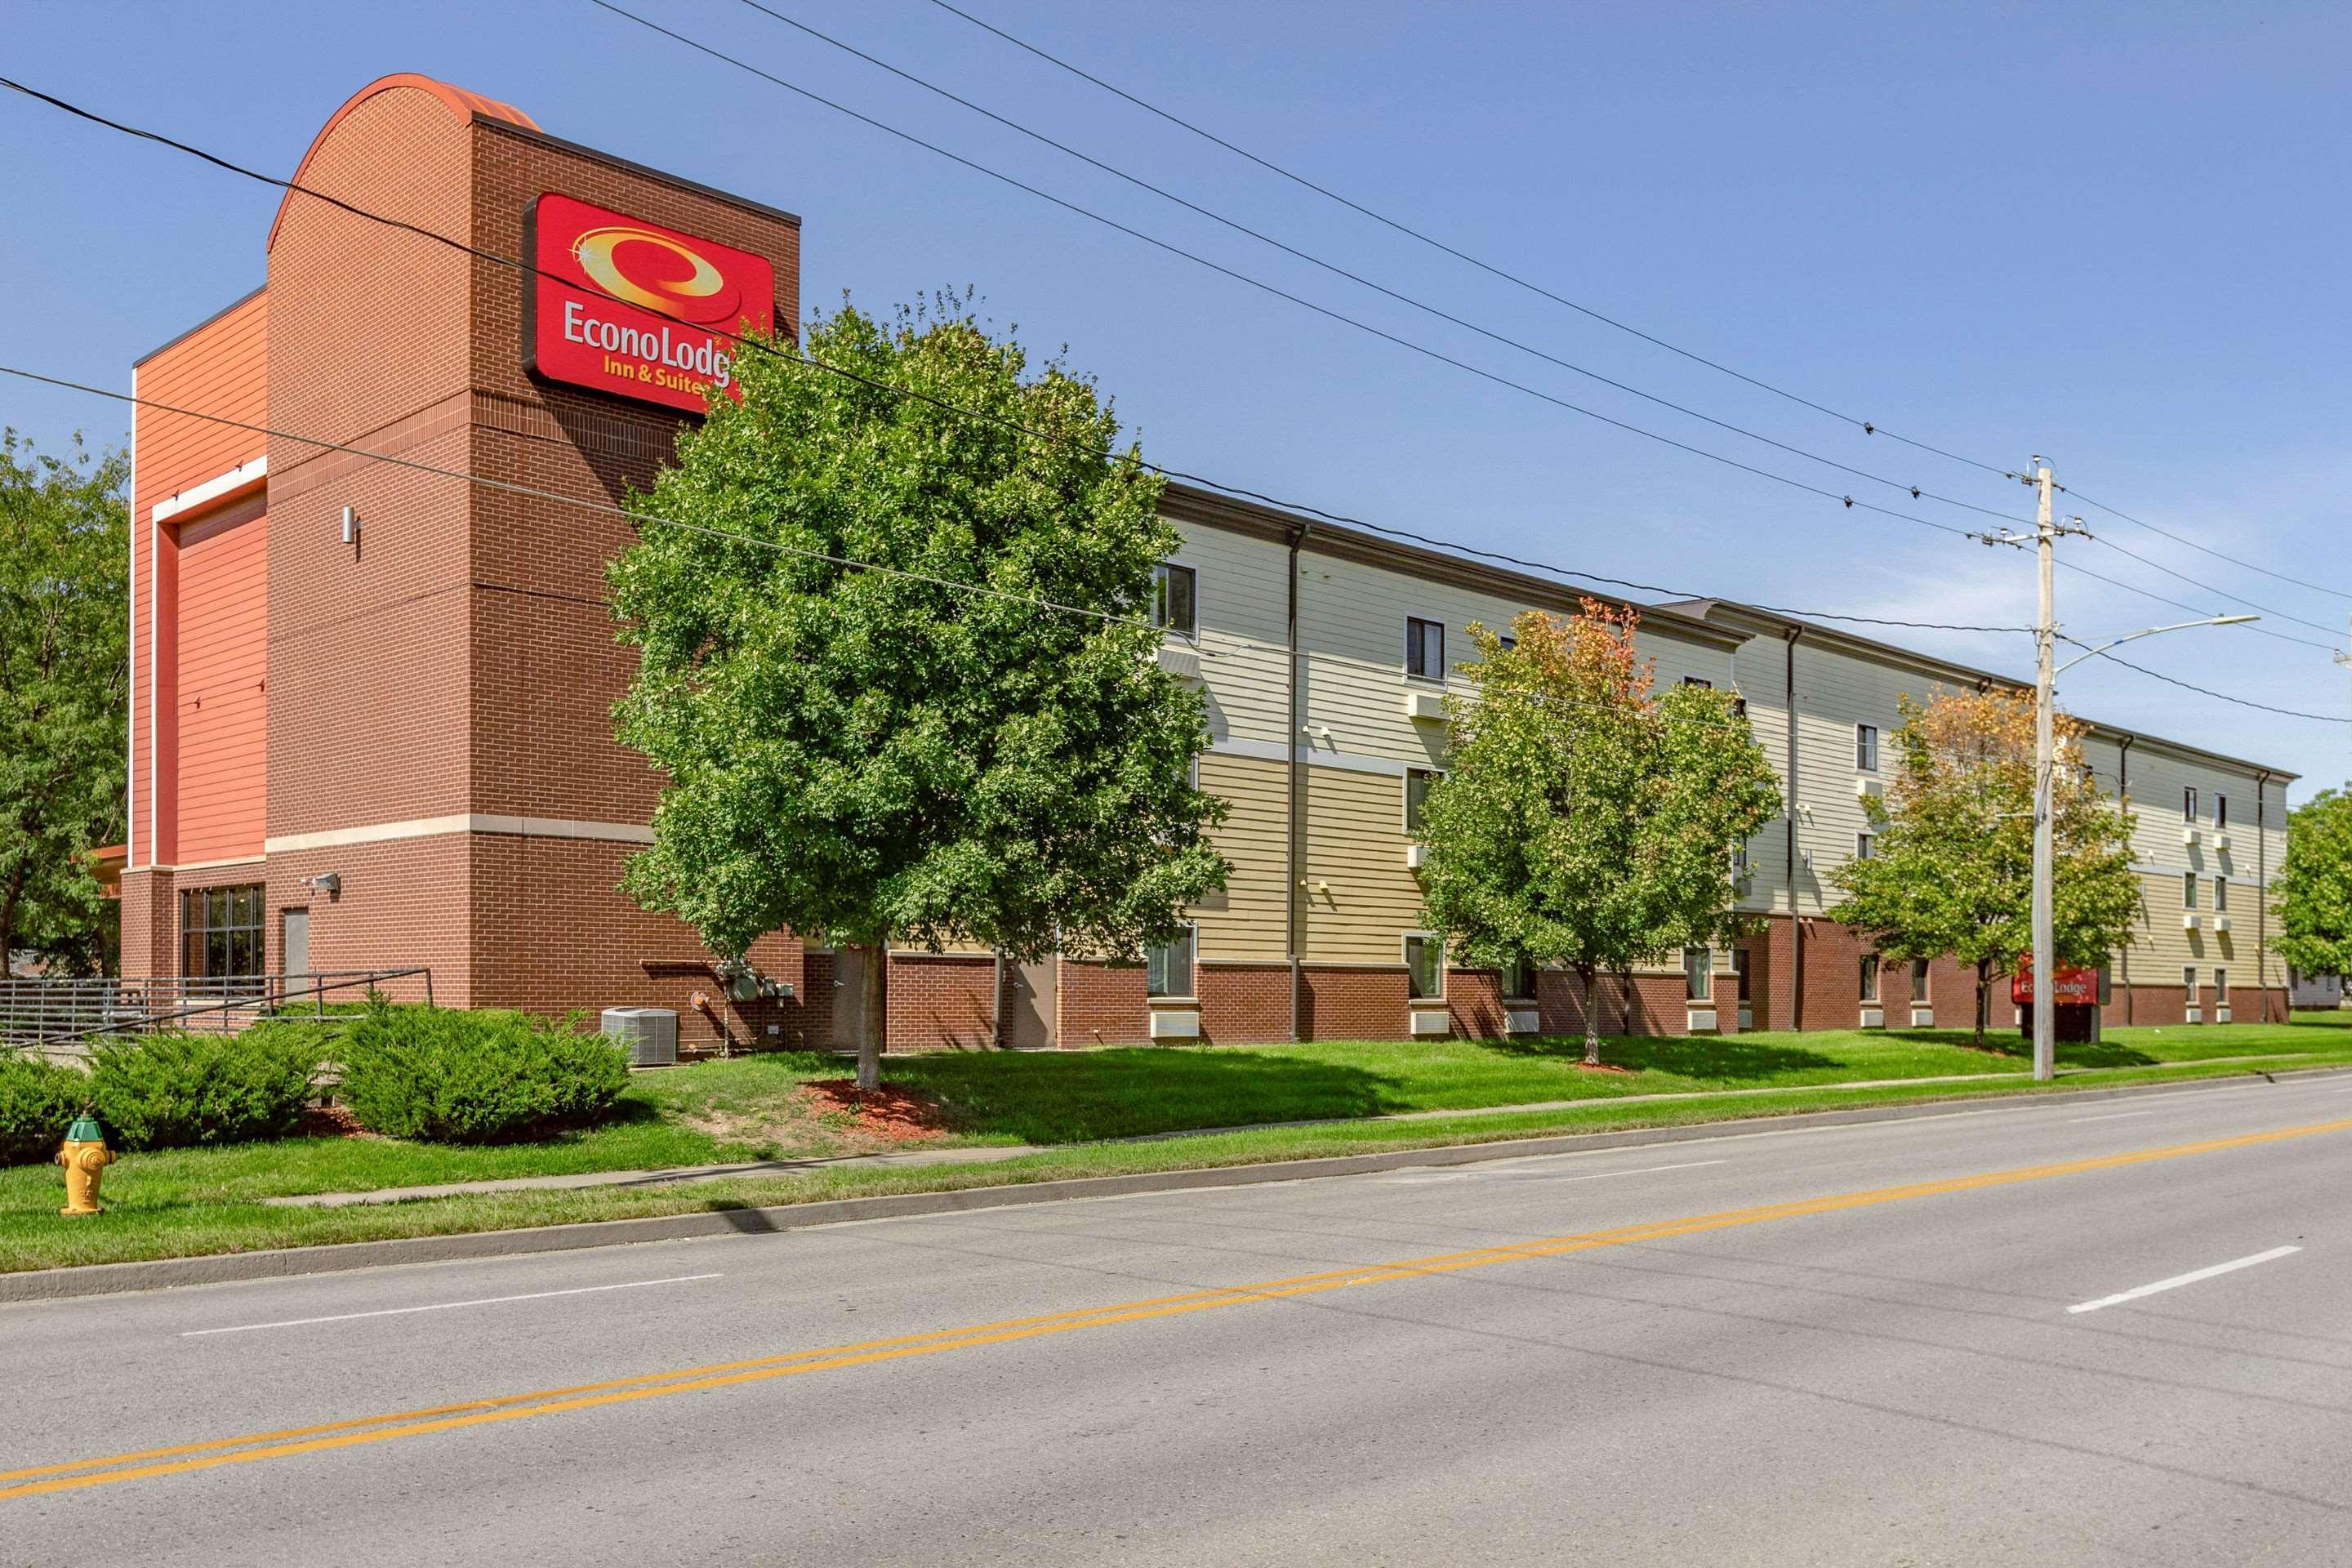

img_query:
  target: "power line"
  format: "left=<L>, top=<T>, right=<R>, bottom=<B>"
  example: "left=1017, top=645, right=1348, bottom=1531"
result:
left=2, top=77, right=2323, bottom=676
left=2057, top=637, right=2350, bottom=724
left=2078, top=532, right=2344, bottom=639
left=2066, top=484, right=2352, bottom=605
left=920, top=0, right=2014, bottom=482
left=724, top=0, right=2025, bottom=527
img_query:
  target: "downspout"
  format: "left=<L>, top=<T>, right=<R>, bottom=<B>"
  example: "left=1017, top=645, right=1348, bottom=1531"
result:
left=2257, top=768, right=2272, bottom=1022
left=1286, top=524, right=1307, bottom=1042
left=1784, top=626, right=1804, bottom=1031
left=2118, top=734, right=2134, bottom=1026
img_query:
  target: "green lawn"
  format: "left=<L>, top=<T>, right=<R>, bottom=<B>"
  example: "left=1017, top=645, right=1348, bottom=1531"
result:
left=6, top=1013, right=2349, bottom=1274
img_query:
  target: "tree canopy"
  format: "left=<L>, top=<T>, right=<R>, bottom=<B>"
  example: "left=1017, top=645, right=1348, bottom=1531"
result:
left=0, top=431, right=127, bottom=977
left=1414, top=600, right=1782, bottom=1063
left=608, top=299, right=1227, bottom=1085
left=1828, top=688, right=2140, bottom=1044
left=2276, top=788, right=2352, bottom=983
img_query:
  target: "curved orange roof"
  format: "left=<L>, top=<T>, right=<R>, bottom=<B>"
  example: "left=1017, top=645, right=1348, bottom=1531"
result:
left=266, top=74, right=537, bottom=252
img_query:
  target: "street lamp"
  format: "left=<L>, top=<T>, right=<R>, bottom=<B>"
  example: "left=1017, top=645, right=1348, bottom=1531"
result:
left=2030, top=612, right=2260, bottom=1081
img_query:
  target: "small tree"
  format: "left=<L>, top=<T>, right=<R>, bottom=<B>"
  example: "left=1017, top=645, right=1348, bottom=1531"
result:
left=2277, top=789, right=2352, bottom=985
left=0, top=432, right=127, bottom=977
left=1416, top=601, right=1782, bottom=1065
left=609, top=300, right=1227, bottom=1088
left=1829, top=688, right=2140, bottom=1046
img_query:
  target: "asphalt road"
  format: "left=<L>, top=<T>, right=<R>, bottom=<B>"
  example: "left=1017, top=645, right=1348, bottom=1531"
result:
left=11, top=1075, right=2352, bottom=1566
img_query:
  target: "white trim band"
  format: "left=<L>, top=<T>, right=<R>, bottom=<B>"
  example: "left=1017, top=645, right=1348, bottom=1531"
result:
left=151, top=456, right=266, bottom=523
left=265, top=814, right=657, bottom=854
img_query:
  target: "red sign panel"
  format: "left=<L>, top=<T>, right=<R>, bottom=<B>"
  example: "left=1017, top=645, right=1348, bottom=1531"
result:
left=2012, top=956, right=2100, bottom=1006
left=522, top=193, right=776, bottom=414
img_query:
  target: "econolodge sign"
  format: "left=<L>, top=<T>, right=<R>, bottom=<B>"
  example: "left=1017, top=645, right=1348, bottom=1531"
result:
left=522, top=193, right=776, bottom=414
left=2011, top=956, right=2100, bottom=1006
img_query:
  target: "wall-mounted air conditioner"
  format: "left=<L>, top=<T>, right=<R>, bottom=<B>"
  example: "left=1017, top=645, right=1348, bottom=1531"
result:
left=1855, top=777, right=1883, bottom=798
left=1156, top=644, right=1203, bottom=682
left=1405, top=843, right=1429, bottom=870
left=2212, top=831, right=2232, bottom=853
left=2181, top=826, right=2201, bottom=848
left=1410, top=1007, right=1451, bottom=1037
left=2182, top=913, right=2203, bottom=931
left=1505, top=1006, right=1540, bottom=1036
left=1404, top=689, right=1447, bottom=722
left=2212, top=915, right=2232, bottom=933
left=1148, top=1009, right=1201, bottom=1040
left=1859, top=1006, right=1884, bottom=1029
left=600, top=1006, right=678, bottom=1067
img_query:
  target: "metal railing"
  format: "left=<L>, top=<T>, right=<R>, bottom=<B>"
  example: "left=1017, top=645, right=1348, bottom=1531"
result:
left=0, top=969, right=434, bottom=1053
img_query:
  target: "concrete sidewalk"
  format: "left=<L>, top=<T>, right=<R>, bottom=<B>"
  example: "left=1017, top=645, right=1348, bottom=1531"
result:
left=263, top=1052, right=2322, bottom=1209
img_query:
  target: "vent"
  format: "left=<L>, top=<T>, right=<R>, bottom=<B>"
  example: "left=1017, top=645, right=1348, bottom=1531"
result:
left=1505, top=1006, right=1541, bottom=1036
left=601, top=1006, right=678, bottom=1067
left=1410, top=1006, right=1451, bottom=1037
left=1405, top=843, right=1429, bottom=870
left=1148, top=1009, right=1200, bottom=1040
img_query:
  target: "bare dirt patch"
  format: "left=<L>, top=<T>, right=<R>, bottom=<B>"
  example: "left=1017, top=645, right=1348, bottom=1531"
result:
left=297, top=1102, right=381, bottom=1139
left=793, top=1080, right=960, bottom=1145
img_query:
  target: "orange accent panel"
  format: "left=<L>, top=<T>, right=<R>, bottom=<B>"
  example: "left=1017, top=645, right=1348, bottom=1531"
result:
left=133, top=289, right=268, bottom=867
left=267, top=74, right=537, bottom=252
left=172, top=499, right=269, bottom=864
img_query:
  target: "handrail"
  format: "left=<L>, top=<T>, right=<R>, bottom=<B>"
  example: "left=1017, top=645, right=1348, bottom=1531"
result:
left=0, top=969, right=434, bottom=1050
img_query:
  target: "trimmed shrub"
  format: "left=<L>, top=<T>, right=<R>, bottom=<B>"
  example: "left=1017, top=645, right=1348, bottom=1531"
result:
left=88, top=1025, right=325, bottom=1151
left=0, top=1053, right=91, bottom=1166
left=336, top=1004, right=630, bottom=1143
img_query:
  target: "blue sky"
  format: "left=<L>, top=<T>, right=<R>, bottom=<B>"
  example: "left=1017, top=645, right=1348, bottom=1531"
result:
left=4, top=0, right=2346, bottom=791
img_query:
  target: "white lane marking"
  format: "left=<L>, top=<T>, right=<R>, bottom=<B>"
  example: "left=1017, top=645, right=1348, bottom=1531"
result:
left=182, top=1274, right=724, bottom=1336
left=1387, top=1157, right=1727, bottom=1187
left=2067, top=1248, right=2301, bottom=1315
left=2066, top=1111, right=2155, bottom=1124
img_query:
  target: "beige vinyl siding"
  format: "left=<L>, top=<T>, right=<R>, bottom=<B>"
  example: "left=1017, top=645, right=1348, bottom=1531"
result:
left=1192, top=751, right=1289, bottom=961
left=1298, top=763, right=1422, bottom=964
left=1169, top=519, right=1292, bottom=749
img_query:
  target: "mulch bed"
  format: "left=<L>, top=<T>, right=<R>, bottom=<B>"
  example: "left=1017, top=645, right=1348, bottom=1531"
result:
left=1575, top=1061, right=1637, bottom=1075
left=296, top=1101, right=381, bottom=1140
left=794, top=1080, right=960, bottom=1143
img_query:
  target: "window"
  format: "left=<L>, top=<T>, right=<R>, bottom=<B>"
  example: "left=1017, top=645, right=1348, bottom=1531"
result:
left=1151, top=563, right=1196, bottom=639
left=2215, top=968, right=2230, bottom=1005
left=2214, top=876, right=2229, bottom=912
left=1911, top=959, right=1930, bottom=1004
left=1405, top=617, right=1446, bottom=682
left=1855, top=724, right=1879, bottom=772
left=1403, top=768, right=1440, bottom=833
left=2182, top=871, right=2198, bottom=909
left=1731, top=839, right=1750, bottom=880
left=1404, top=933, right=1444, bottom=1000
left=1731, top=947, right=1752, bottom=1002
left=180, top=884, right=264, bottom=983
left=1682, top=676, right=1713, bottom=689
left=1683, top=947, right=1713, bottom=1002
left=2215, top=793, right=2228, bottom=829
left=1860, top=956, right=1880, bottom=1004
left=1145, top=924, right=1196, bottom=998
left=2183, top=786, right=2198, bottom=822
left=1855, top=831, right=1875, bottom=862
left=1502, top=951, right=1535, bottom=1001
left=2183, top=965, right=2199, bottom=1003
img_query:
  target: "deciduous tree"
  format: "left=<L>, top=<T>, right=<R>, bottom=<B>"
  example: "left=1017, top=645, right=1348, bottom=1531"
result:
left=2276, top=789, right=2352, bottom=985
left=0, top=432, right=127, bottom=977
left=1829, top=688, right=2140, bottom=1045
left=1415, top=601, right=1782, bottom=1065
left=609, top=301, right=1227, bottom=1087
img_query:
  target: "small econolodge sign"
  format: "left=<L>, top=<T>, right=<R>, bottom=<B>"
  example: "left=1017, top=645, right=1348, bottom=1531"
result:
left=522, top=191, right=777, bottom=414
left=2011, top=956, right=2100, bottom=1007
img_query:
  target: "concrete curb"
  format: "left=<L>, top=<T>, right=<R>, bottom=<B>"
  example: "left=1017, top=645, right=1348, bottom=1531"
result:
left=7, top=1062, right=2346, bottom=1305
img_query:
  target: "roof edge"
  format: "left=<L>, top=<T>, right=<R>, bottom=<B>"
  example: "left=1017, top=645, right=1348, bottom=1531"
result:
left=132, top=283, right=265, bottom=368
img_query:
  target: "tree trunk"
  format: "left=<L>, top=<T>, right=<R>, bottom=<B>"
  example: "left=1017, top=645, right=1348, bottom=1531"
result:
left=1974, top=957, right=1991, bottom=1049
left=854, top=939, right=889, bottom=1090
left=1578, top=964, right=1601, bottom=1067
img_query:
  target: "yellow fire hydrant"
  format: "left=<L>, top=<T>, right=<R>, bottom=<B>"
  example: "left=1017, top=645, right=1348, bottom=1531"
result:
left=56, top=1114, right=116, bottom=1217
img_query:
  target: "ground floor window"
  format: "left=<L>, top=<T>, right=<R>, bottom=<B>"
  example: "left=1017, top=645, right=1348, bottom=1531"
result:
left=1404, top=933, right=1444, bottom=1000
left=1911, top=959, right=1930, bottom=1004
left=180, top=884, right=264, bottom=982
left=1502, top=951, right=1535, bottom=1001
left=1860, top=956, right=1879, bottom=1004
left=2183, top=965, right=2199, bottom=1004
left=1146, top=925, right=1196, bottom=998
left=1683, top=947, right=1712, bottom=1002
left=1730, top=947, right=1751, bottom=1002
left=2215, top=968, right=2229, bottom=1006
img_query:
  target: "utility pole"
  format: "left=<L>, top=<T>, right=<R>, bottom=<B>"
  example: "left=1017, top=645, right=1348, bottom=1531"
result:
left=2030, top=460, right=2059, bottom=1084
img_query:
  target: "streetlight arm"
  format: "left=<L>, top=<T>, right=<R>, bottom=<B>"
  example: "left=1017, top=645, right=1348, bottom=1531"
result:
left=2055, top=615, right=2259, bottom=677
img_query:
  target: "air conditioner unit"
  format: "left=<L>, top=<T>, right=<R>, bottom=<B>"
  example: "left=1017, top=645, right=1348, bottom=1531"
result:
left=1859, top=1006, right=1885, bottom=1029
left=600, top=1006, right=678, bottom=1067
left=1156, top=644, right=1202, bottom=682
left=1909, top=1007, right=1935, bottom=1027
left=1148, top=1009, right=1200, bottom=1040
left=2212, top=915, right=2232, bottom=932
left=2214, top=1005, right=2232, bottom=1024
left=1686, top=1008, right=1719, bottom=1033
left=2182, top=913, right=2202, bottom=931
left=1410, top=1007, right=1452, bottom=1038
left=1405, top=843, right=1429, bottom=870
left=2181, top=826, right=2201, bottom=848
left=2212, top=831, right=2232, bottom=853
left=1854, top=777, right=1883, bottom=798
left=1505, top=1006, right=1541, bottom=1036
left=1404, top=688, right=1447, bottom=722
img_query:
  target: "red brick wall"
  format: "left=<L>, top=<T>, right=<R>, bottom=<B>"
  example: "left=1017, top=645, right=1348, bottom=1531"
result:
left=888, top=952, right=995, bottom=1052
left=1198, top=963, right=1291, bottom=1044
left=1059, top=960, right=1150, bottom=1047
left=1449, top=970, right=1508, bottom=1040
left=1298, top=965, right=1409, bottom=1042
left=118, top=870, right=174, bottom=979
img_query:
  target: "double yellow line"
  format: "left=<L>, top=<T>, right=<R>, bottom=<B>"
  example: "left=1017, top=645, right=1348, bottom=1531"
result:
left=10, top=1115, right=2347, bottom=1502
